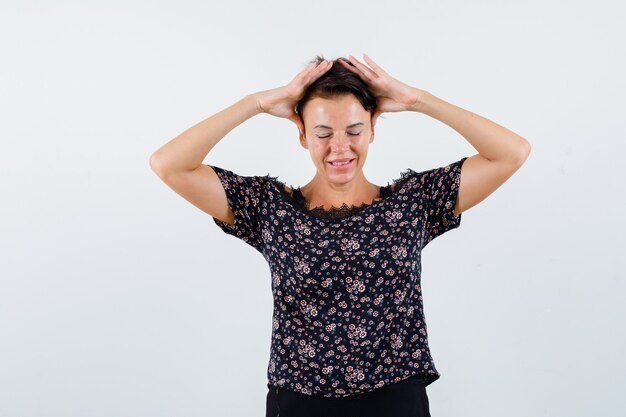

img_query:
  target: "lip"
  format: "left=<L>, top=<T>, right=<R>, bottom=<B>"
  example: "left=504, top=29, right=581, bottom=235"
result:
left=327, top=158, right=355, bottom=170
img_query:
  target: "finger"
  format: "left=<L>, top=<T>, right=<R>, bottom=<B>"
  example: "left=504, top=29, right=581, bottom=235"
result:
left=362, top=53, right=388, bottom=76
left=338, top=57, right=370, bottom=82
left=346, top=56, right=371, bottom=80
left=348, top=54, right=377, bottom=80
left=305, top=60, right=333, bottom=83
left=291, top=62, right=317, bottom=83
left=305, top=60, right=332, bottom=83
left=317, top=60, right=333, bottom=72
left=301, top=62, right=316, bottom=74
left=337, top=58, right=357, bottom=72
left=299, top=61, right=326, bottom=78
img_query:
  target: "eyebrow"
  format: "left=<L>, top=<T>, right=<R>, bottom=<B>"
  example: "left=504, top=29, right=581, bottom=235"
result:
left=313, top=122, right=364, bottom=129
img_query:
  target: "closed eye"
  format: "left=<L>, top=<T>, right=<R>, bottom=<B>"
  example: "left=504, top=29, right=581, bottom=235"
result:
left=317, top=132, right=361, bottom=139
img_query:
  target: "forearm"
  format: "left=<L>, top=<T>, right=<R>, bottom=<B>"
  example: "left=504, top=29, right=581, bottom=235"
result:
left=150, top=93, right=262, bottom=175
left=411, top=90, right=530, bottom=163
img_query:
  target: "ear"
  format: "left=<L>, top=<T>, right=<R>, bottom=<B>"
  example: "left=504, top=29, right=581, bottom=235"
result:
left=299, top=129, right=309, bottom=149
left=370, top=114, right=379, bottom=130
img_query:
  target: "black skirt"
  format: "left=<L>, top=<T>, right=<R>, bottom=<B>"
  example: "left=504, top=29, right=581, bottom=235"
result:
left=265, top=375, right=431, bottom=417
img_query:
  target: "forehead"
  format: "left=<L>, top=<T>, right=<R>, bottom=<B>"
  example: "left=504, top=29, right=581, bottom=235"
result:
left=304, top=95, right=368, bottom=124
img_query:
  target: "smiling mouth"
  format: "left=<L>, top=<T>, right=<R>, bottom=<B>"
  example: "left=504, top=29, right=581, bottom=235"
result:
left=328, top=158, right=355, bottom=168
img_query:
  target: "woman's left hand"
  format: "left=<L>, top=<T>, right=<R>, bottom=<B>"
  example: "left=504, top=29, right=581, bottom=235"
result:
left=338, top=54, right=425, bottom=127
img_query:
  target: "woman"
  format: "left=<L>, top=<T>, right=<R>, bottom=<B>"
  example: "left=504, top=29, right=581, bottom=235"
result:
left=150, top=54, right=530, bottom=417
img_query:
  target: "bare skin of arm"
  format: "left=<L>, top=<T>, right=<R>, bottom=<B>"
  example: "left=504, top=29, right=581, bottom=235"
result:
left=149, top=60, right=333, bottom=225
left=149, top=95, right=261, bottom=225
left=410, top=91, right=531, bottom=216
left=338, top=53, right=531, bottom=217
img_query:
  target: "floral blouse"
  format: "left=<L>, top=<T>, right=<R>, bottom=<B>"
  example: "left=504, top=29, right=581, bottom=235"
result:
left=207, top=156, right=468, bottom=398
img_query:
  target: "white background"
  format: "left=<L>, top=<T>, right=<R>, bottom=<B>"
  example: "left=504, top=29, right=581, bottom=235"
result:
left=1, top=1, right=624, bottom=416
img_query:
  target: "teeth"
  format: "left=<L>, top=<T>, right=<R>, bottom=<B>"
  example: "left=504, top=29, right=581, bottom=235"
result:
left=331, top=160, right=351, bottom=166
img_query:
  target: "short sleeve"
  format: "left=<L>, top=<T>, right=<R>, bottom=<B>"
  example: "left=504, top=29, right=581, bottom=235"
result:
left=207, top=164, right=265, bottom=254
left=422, top=156, right=468, bottom=246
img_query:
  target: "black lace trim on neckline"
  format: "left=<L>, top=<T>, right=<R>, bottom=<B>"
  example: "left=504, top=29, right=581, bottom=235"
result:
left=292, top=187, right=390, bottom=219
left=265, top=168, right=418, bottom=220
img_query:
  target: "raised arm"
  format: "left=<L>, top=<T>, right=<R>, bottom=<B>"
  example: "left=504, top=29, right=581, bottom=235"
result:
left=149, top=59, right=334, bottom=225
left=410, top=91, right=530, bottom=216
left=338, top=53, right=531, bottom=217
left=149, top=95, right=262, bottom=225
left=150, top=95, right=261, bottom=175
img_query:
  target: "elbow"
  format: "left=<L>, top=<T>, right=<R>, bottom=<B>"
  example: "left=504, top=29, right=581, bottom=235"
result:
left=149, top=153, right=167, bottom=177
left=515, top=139, right=531, bottom=165
left=522, top=139, right=531, bottom=157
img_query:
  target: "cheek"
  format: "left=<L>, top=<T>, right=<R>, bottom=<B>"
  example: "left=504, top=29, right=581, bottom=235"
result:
left=311, top=141, right=328, bottom=155
left=357, top=141, right=370, bottom=153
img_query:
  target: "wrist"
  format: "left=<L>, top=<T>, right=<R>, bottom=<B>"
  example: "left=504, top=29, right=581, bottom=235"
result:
left=409, top=89, right=430, bottom=113
left=248, top=92, right=265, bottom=115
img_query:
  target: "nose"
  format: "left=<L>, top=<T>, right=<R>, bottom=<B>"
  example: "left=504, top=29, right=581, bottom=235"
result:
left=329, top=132, right=350, bottom=153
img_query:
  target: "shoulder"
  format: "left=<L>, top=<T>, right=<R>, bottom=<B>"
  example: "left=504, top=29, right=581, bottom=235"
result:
left=209, top=165, right=274, bottom=189
left=387, top=167, right=424, bottom=194
left=402, top=157, right=468, bottom=192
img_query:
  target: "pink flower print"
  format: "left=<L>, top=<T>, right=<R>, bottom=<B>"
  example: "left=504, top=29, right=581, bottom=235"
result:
left=345, top=367, right=365, bottom=382
left=391, top=244, right=408, bottom=259
left=345, top=277, right=366, bottom=294
left=208, top=161, right=469, bottom=396
left=340, top=237, right=360, bottom=251
left=374, top=294, right=384, bottom=305
left=297, top=340, right=316, bottom=358
left=393, top=288, right=407, bottom=304
left=390, top=333, right=404, bottom=349
left=347, top=324, right=367, bottom=340
left=294, top=257, right=311, bottom=274
left=322, top=365, right=334, bottom=375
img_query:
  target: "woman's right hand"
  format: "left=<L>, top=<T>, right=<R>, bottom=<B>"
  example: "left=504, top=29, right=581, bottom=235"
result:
left=254, top=60, right=333, bottom=136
